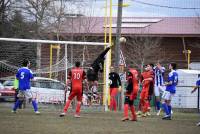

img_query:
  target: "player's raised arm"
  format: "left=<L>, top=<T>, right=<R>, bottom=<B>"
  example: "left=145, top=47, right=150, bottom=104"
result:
left=191, top=78, right=200, bottom=93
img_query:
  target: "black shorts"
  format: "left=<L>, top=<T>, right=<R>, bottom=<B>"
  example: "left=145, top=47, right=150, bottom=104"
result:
left=124, top=96, right=134, bottom=106
left=87, top=69, right=98, bottom=81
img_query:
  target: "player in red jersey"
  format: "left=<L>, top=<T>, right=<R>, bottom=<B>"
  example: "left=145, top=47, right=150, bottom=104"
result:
left=137, top=64, right=154, bottom=117
left=121, top=68, right=139, bottom=121
left=60, top=61, right=87, bottom=118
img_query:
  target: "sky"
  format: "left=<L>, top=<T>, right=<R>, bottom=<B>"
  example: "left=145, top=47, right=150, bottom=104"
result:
left=84, top=0, right=200, bottom=17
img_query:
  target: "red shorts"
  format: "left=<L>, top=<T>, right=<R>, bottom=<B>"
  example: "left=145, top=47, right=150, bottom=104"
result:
left=68, top=90, right=83, bottom=102
left=140, top=89, right=149, bottom=100
left=110, top=88, right=118, bottom=97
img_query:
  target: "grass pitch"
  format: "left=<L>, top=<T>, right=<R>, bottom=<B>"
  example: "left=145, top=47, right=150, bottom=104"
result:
left=0, top=103, right=199, bottom=134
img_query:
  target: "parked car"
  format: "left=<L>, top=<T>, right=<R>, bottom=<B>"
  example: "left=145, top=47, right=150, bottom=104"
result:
left=0, top=77, right=89, bottom=105
left=31, top=77, right=66, bottom=104
left=0, top=82, right=4, bottom=90
left=0, top=80, right=15, bottom=102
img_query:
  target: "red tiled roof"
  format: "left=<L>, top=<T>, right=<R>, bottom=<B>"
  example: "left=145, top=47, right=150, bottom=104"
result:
left=48, top=17, right=200, bottom=36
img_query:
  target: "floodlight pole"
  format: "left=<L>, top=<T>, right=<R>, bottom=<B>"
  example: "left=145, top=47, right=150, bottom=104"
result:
left=115, top=0, right=123, bottom=68
left=115, top=0, right=123, bottom=111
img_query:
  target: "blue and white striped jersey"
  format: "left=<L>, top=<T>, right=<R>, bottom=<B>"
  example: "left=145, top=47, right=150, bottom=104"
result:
left=154, top=66, right=165, bottom=86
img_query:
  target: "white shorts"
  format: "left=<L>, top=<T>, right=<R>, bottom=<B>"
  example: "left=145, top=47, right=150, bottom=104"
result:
left=17, top=90, right=33, bottom=99
left=154, top=85, right=166, bottom=97
left=162, top=91, right=174, bottom=101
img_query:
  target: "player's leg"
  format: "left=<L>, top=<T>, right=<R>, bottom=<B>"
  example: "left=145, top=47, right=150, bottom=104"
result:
left=154, top=86, right=161, bottom=113
left=121, top=96, right=130, bottom=121
left=142, top=99, right=149, bottom=117
left=129, top=98, right=137, bottom=121
left=12, top=90, right=24, bottom=113
left=136, top=91, right=144, bottom=116
left=162, top=100, right=171, bottom=120
left=26, top=90, right=40, bottom=114
left=166, top=93, right=174, bottom=117
left=141, top=90, right=149, bottom=117
left=74, top=92, right=83, bottom=118
left=157, top=86, right=166, bottom=116
left=146, top=99, right=151, bottom=116
left=137, top=99, right=142, bottom=115
left=60, top=92, right=75, bottom=117
left=111, top=88, right=118, bottom=111
left=113, top=95, right=117, bottom=111
left=161, top=91, right=171, bottom=120
left=109, top=88, right=113, bottom=111
left=12, top=100, right=21, bottom=113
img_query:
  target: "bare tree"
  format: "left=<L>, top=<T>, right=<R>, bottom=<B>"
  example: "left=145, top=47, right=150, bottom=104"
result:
left=0, top=0, right=14, bottom=36
left=18, top=0, right=52, bottom=71
left=0, top=0, right=11, bottom=22
left=123, top=36, right=163, bottom=72
left=58, top=1, right=101, bottom=66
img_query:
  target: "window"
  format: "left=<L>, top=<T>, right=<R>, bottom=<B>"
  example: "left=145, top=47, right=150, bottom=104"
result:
left=50, top=82, right=65, bottom=90
left=31, top=79, right=65, bottom=90
left=3, top=80, right=14, bottom=86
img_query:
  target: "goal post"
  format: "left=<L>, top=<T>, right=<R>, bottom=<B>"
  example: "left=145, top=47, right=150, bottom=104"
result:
left=0, top=37, right=111, bottom=111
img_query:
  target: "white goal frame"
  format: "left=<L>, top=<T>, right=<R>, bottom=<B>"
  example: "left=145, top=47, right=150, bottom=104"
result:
left=0, top=37, right=111, bottom=111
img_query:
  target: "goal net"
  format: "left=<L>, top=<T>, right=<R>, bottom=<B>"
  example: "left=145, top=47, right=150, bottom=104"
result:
left=0, top=38, right=111, bottom=111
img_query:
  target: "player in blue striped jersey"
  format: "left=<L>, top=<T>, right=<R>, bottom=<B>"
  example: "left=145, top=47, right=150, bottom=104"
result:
left=162, top=63, right=178, bottom=120
left=154, top=62, right=166, bottom=115
left=12, top=59, right=40, bottom=114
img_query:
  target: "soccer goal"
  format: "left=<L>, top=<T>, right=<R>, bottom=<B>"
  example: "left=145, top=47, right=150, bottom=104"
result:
left=0, top=37, right=111, bottom=111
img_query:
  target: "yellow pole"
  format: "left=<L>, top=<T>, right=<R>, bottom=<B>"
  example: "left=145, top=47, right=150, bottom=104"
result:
left=103, top=0, right=108, bottom=105
left=103, top=0, right=113, bottom=108
left=107, top=0, right=113, bottom=106
left=49, top=45, right=53, bottom=78
left=49, top=45, right=61, bottom=78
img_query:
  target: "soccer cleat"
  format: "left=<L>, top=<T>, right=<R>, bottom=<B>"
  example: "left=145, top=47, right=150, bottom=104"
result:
left=136, top=111, right=142, bottom=115
left=146, top=112, right=151, bottom=116
left=121, top=117, right=129, bottom=121
left=137, top=115, right=142, bottom=118
left=129, top=118, right=137, bottom=121
left=141, top=113, right=147, bottom=117
left=196, top=122, right=200, bottom=126
left=156, top=109, right=162, bottom=116
left=59, top=112, right=66, bottom=117
left=35, top=111, right=40, bottom=115
left=162, top=115, right=171, bottom=120
left=11, top=110, right=17, bottom=113
left=74, top=114, right=81, bottom=118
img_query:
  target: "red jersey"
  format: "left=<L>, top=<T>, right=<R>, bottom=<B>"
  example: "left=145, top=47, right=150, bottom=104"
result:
left=140, top=70, right=154, bottom=95
left=126, top=68, right=139, bottom=99
left=68, top=67, right=86, bottom=91
left=141, top=70, right=154, bottom=86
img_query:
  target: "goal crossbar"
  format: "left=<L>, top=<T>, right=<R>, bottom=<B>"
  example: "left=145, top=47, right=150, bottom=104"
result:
left=0, top=38, right=110, bottom=46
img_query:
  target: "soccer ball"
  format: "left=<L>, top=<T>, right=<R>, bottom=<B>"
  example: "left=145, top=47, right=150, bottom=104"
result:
left=119, top=37, right=126, bottom=44
left=109, top=80, right=112, bottom=85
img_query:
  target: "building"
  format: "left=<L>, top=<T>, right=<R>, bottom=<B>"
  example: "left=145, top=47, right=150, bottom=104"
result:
left=47, top=17, right=200, bottom=70
left=1, top=17, right=200, bottom=80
